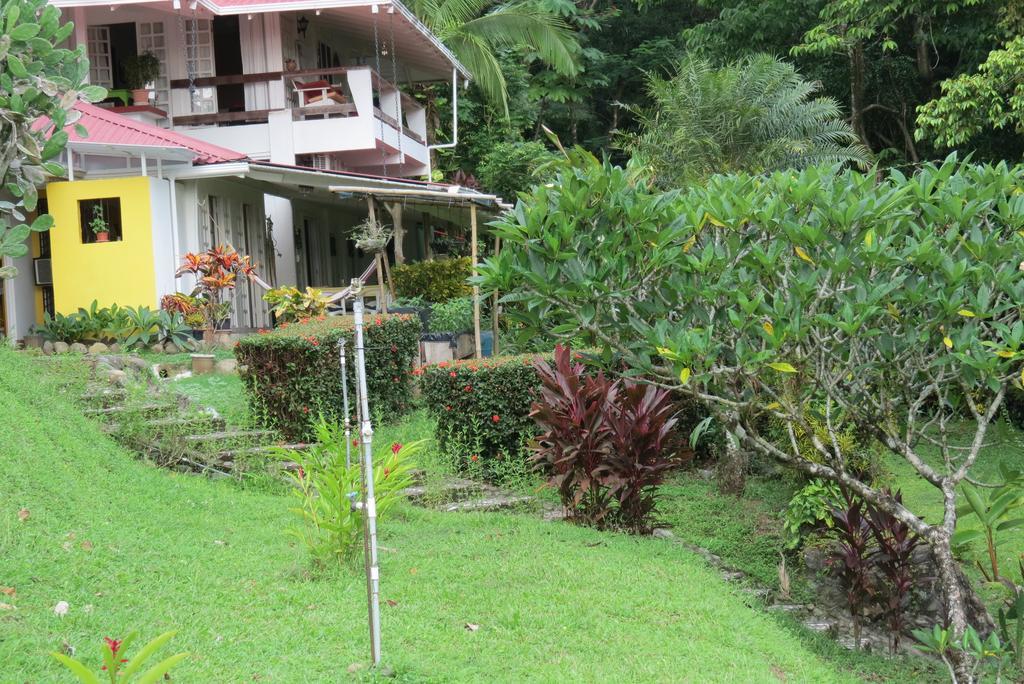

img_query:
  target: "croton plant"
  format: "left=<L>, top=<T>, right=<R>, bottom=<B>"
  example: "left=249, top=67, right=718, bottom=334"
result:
left=174, top=246, right=257, bottom=341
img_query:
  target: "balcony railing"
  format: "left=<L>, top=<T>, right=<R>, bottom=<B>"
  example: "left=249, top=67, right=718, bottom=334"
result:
left=167, top=67, right=427, bottom=145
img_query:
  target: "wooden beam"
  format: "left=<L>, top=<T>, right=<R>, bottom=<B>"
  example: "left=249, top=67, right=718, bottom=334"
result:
left=471, top=205, right=481, bottom=359
left=170, top=71, right=282, bottom=89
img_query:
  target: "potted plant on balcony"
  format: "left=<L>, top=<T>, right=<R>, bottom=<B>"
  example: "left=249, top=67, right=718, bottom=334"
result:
left=89, top=205, right=110, bottom=242
left=123, top=51, right=160, bottom=106
left=175, top=245, right=258, bottom=348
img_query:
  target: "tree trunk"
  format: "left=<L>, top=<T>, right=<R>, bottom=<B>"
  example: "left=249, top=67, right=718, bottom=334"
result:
left=717, top=429, right=747, bottom=495
left=387, top=202, right=405, bottom=265
left=914, top=15, right=933, bottom=84
left=848, top=42, right=869, bottom=144
left=932, top=536, right=976, bottom=682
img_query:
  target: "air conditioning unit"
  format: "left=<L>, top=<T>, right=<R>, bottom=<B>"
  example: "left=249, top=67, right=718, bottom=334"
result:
left=33, top=258, right=53, bottom=286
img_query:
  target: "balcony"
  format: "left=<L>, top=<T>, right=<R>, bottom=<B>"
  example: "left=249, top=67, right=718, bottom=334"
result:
left=168, top=66, right=430, bottom=176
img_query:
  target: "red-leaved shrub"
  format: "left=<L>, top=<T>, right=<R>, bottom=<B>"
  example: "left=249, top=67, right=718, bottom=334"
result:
left=531, top=345, right=683, bottom=533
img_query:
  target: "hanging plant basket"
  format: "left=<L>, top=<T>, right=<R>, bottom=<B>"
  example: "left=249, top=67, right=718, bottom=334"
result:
left=351, top=217, right=393, bottom=253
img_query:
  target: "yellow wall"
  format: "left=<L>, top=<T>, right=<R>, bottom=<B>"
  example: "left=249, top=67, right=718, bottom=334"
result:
left=45, top=177, right=156, bottom=314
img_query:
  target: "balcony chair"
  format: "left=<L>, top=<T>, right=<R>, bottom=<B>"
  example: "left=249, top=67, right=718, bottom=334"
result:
left=292, top=79, right=348, bottom=107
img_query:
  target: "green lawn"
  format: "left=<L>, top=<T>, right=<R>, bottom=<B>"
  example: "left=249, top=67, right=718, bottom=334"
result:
left=173, top=372, right=251, bottom=427
left=0, top=347, right=907, bottom=683
left=884, top=419, right=1024, bottom=588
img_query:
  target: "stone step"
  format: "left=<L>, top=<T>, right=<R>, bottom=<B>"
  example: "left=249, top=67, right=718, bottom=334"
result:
left=401, top=479, right=485, bottom=502
left=441, top=495, right=534, bottom=513
left=214, top=443, right=310, bottom=462
left=83, top=403, right=168, bottom=416
left=80, top=387, right=128, bottom=403
left=182, top=429, right=276, bottom=444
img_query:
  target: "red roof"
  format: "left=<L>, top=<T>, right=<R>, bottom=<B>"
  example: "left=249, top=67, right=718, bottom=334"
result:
left=37, top=102, right=247, bottom=165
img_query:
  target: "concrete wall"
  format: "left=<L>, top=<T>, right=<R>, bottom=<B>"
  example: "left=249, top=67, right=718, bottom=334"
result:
left=46, top=176, right=158, bottom=313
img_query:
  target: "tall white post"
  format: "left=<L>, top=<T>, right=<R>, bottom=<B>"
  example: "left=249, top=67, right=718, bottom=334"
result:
left=338, top=337, right=352, bottom=470
left=352, top=283, right=382, bottom=665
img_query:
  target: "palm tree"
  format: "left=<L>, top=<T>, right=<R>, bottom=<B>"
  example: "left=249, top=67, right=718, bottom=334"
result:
left=625, top=54, right=872, bottom=187
left=406, top=0, right=579, bottom=117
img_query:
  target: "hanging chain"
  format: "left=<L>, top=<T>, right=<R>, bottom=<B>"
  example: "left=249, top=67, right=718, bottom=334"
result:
left=388, top=9, right=402, bottom=162
left=372, top=6, right=388, bottom=177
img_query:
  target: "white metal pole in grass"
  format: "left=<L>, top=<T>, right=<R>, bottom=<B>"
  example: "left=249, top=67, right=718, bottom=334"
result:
left=352, top=283, right=383, bottom=665
left=338, top=337, right=352, bottom=470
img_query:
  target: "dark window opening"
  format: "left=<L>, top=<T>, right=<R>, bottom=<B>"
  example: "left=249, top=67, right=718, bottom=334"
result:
left=41, top=286, right=55, bottom=318
left=36, top=198, right=51, bottom=258
left=213, top=16, right=245, bottom=114
left=108, top=23, right=139, bottom=91
left=78, top=197, right=123, bottom=243
left=38, top=230, right=51, bottom=258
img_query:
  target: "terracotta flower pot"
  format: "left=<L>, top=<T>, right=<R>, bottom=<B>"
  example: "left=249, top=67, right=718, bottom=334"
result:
left=95, top=231, right=109, bottom=243
left=131, top=88, right=150, bottom=105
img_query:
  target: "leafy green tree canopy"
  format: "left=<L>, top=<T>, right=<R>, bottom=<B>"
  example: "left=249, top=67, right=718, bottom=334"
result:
left=624, top=54, right=871, bottom=186
left=479, top=153, right=1024, bottom=678
left=916, top=36, right=1024, bottom=149
left=0, top=0, right=105, bottom=279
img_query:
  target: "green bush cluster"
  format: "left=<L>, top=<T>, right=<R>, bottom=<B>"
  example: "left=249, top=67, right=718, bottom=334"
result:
left=393, top=257, right=472, bottom=303
left=428, top=297, right=474, bottom=333
left=37, top=300, right=193, bottom=350
left=419, top=353, right=545, bottom=479
left=235, top=315, right=421, bottom=441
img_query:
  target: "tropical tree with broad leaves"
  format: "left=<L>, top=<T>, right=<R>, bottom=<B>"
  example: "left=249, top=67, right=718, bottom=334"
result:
left=406, top=0, right=580, bottom=118
left=0, top=0, right=105, bottom=279
left=479, top=151, right=1024, bottom=681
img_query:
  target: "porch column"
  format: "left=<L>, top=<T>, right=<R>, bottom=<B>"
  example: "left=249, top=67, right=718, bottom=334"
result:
left=471, top=204, right=481, bottom=359
left=387, top=202, right=405, bottom=265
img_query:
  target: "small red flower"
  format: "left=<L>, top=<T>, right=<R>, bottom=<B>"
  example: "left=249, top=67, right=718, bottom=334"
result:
left=317, top=315, right=326, bottom=321
left=302, top=406, right=310, bottom=414
left=390, top=344, right=397, bottom=352
left=297, top=466, right=305, bottom=479
left=492, top=415, right=500, bottom=423
left=353, top=438, right=359, bottom=447
left=449, top=371, right=457, bottom=378
left=445, top=405, right=452, bottom=411
left=280, top=322, right=289, bottom=329
left=300, top=317, right=311, bottom=324
left=470, top=454, right=479, bottom=462
left=104, top=637, right=122, bottom=657
left=375, top=317, right=383, bottom=325
left=384, top=467, right=391, bottom=477
left=391, top=442, right=402, bottom=454
left=464, top=385, right=472, bottom=392
left=438, top=361, right=449, bottom=368
left=258, top=328, right=268, bottom=334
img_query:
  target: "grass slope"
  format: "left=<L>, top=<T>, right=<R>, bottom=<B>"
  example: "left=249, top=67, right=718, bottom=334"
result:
left=0, top=349, right=900, bottom=682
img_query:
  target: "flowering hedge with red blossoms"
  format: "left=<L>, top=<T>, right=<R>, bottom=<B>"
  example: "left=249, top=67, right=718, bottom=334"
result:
left=419, top=352, right=563, bottom=480
left=235, top=314, right=421, bottom=441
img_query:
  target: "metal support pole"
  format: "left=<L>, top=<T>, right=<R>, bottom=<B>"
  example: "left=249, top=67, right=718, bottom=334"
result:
left=338, top=338, right=352, bottom=470
left=353, top=283, right=382, bottom=665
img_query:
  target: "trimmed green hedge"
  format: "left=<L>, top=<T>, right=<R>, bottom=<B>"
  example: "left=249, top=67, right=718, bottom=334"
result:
left=236, top=315, right=421, bottom=441
left=393, top=257, right=472, bottom=303
left=420, top=353, right=548, bottom=478
left=420, top=351, right=715, bottom=480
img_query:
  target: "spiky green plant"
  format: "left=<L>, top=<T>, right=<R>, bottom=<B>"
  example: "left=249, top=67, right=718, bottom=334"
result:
left=625, top=54, right=872, bottom=186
